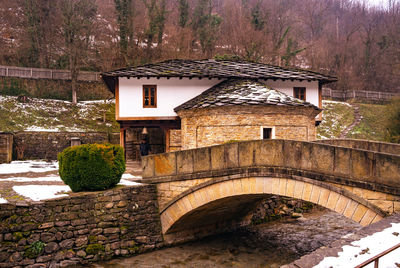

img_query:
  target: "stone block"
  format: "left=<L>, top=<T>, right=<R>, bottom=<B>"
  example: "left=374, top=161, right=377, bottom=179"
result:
left=211, top=145, right=225, bottom=170
left=311, top=144, right=334, bottom=174
left=141, top=156, right=154, bottom=178
left=326, top=191, right=340, bottom=210
left=343, top=200, right=358, bottom=218
left=270, top=177, right=280, bottom=195
left=334, top=147, right=351, bottom=178
left=286, top=179, right=296, bottom=198
left=301, top=183, right=313, bottom=201
left=238, top=141, right=255, bottom=167
left=293, top=180, right=304, bottom=200
left=176, top=150, right=194, bottom=174
left=359, top=210, right=377, bottom=226
left=299, top=143, right=313, bottom=171
left=224, top=142, right=239, bottom=168
left=193, top=147, right=211, bottom=172
left=279, top=178, right=287, bottom=196
left=350, top=150, right=374, bottom=182
left=154, top=153, right=176, bottom=177
left=254, top=140, right=284, bottom=167
left=309, top=185, right=322, bottom=204
left=375, top=154, right=400, bottom=188
left=369, top=200, right=394, bottom=213
left=318, top=188, right=330, bottom=207
left=283, top=140, right=302, bottom=169
left=334, top=195, right=350, bottom=214
left=351, top=205, right=368, bottom=223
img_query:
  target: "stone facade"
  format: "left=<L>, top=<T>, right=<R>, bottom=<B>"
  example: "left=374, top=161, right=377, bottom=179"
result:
left=0, top=185, right=162, bottom=267
left=177, top=105, right=319, bottom=149
left=13, top=131, right=120, bottom=160
left=0, top=133, right=13, bottom=163
left=157, top=178, right=212, bottom=210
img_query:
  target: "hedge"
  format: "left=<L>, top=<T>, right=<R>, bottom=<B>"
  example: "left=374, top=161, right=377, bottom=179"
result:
left=58, top=143, right=125, bottom=192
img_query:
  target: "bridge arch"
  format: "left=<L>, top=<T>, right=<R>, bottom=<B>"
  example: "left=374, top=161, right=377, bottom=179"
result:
left=160, top=175, right=387, bottom=236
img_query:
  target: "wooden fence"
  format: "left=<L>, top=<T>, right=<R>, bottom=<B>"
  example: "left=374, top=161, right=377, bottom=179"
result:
left=0, top=65, right=101, bottom=82
left=322, top=88, right=400, bottom=102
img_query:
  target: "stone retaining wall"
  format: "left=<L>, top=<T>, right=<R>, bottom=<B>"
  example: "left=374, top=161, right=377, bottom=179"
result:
left=0, top=185, right=163, bottom=267
left=13, top=132, right=120, bottom=160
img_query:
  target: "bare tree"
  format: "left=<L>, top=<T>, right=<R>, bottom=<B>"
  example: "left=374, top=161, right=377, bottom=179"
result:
left=59, top=0, right=97, bottom=104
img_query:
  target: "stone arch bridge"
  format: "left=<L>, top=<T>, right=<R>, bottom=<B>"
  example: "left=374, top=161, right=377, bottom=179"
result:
left=140, top=139, right=400, bottom=243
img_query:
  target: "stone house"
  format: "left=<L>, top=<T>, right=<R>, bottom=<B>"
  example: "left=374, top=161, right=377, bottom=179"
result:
left=101, top=59, right=337, bottom=161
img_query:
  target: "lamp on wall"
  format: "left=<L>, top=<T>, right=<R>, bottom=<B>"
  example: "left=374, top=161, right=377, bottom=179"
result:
left=142, top=127, right=148, bottom=135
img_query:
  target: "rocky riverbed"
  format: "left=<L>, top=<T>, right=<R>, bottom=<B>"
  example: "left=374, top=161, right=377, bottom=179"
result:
left=82, top=208, right=362, bottom=268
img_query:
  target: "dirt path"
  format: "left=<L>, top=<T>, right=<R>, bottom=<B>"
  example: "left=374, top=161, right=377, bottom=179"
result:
left=339, top=103, right=362, bottom=138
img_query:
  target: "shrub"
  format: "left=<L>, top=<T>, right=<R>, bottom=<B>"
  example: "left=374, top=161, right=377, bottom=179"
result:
left=58, top=143, right=125, bottom=192
left=385, top=98, right=400, bottom=143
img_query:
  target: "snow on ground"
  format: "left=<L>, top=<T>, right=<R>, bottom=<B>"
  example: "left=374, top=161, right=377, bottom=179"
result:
left=322, top=99, right=352, bottom=107
left=0, top=175, right=62, bottom=182
left=119, top=179, right=142, bottom=186
left=13, top=185, right=71, bottom=201
left=314, top=223, right=400, bottom=268
left=0, top=160, right=58, bottom=174
left=122, top=173, right=142, bottom=179
left=0, top=197, right=7, bottom=204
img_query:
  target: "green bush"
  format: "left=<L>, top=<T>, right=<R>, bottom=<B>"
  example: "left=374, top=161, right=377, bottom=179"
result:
left=58, top=143, right=125, bottom=192
left=385, top=98, right=400, bottom=143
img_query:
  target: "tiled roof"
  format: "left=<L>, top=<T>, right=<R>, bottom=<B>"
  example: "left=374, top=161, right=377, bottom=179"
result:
left=101, top=59, right=337, bottom=83
left=174, top=79, right=320, bottom=112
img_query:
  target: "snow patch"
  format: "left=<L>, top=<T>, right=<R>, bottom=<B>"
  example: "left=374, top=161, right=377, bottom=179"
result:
left=13, top=185, right=71, bottom=201
left=118, top=179, right=143, bottom=186
left=314, top=223, right=400, bottom=268
left=0, top=175, right=62, bottom=182
left=0, top=160, right=58, bottom=174
left=122, top=173, right=142, bottom=179
left=0, top=197, right=7, bottom=204
left=322, top=99, right=352, bottom=107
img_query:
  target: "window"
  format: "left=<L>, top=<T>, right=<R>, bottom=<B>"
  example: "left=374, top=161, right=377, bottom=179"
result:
left=294, top=87, right=306, bottom=101
left=261, top=127, right=275, bottom=139
left=143, top=85, right=157, bottom=108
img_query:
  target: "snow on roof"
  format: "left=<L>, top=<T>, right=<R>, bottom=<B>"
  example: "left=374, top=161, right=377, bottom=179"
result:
left=174, top=79, right=320, bottom=112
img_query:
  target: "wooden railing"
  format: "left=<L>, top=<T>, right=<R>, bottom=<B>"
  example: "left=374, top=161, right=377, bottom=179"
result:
left=322, top=88, right=400, bottom=102
left=355, top=243, right=400, bottom=268
left=0, top=65, right=101, bottom=82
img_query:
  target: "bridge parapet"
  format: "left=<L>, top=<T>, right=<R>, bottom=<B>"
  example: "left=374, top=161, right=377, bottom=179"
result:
left=315, top=139, right=400, bottom=155
left=142, top=139, right=400, bottom=195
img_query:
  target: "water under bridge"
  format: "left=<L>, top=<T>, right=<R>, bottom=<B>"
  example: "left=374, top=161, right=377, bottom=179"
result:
left=139, top=139, right=400, bottom=243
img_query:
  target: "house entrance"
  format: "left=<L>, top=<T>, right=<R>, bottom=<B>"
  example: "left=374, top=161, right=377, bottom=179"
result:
left=124, top=127, right=165, bottom=161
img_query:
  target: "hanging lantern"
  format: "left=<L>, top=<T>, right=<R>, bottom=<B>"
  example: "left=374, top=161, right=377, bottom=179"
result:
left=142, top=127, right=148, bottom=134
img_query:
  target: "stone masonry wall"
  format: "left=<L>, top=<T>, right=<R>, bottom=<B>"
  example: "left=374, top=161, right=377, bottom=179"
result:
left=13, top=131, right=120, bottom=160
left=157, top=178, right=212, bottom=210
left=0, top=185, right=163, bottom=268
left=0, top=133, right=13, bottom=164
left=178, top=106, right=317, bottom=149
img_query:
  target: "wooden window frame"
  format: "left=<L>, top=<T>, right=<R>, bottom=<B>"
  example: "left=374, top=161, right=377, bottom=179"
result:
left=143, top=85, right=157, bottom=108
left=293, top=87, right=306, bottom=101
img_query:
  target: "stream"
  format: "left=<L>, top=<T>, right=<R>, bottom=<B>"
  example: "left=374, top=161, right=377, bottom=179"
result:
left=81, top=208, right=361, bottom=268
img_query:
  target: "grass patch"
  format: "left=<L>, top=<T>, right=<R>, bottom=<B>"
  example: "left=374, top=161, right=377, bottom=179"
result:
left=0, top=96, right=119, bottom=133
left=317, top=100, right=355, bottom=139
left=347, top=103, right=389, bottom=141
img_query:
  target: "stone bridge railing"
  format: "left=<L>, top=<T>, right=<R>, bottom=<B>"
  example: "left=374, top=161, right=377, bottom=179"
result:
left=142, top=139, right=400, bottom=196
left=316, top=139, right=400, bottom=156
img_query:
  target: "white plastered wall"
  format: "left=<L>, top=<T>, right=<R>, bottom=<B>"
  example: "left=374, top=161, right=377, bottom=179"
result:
left=118, top=77, right=222, bottom=118
left=263, top=79, right=320, bottom=108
